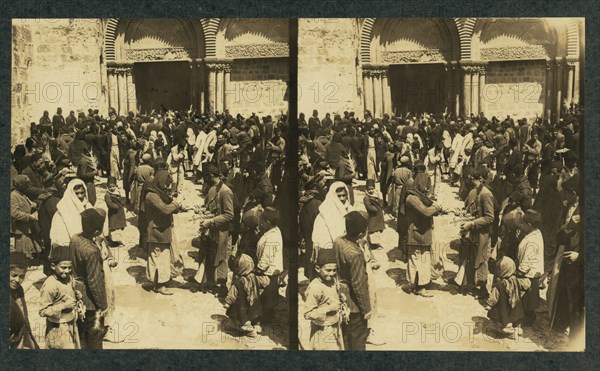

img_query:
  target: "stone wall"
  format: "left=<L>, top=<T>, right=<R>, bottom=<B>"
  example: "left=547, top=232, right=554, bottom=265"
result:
left=228, top=57, right=289, bottom=117
left=11, top=19, right=107, bottom=147
left=298, top=18, right=362, bottom=118
left=483, top=61, right=546, bottom=120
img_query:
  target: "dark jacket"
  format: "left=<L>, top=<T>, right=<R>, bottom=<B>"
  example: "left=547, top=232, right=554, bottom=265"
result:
left=70, top=234, right=108, bottom=311
left=10, top=287, right=39, bottom=349
left=205, top=181, right=235, bottom=266
left=105, top=192, right=126, bottom=230
left=10, top=190, right=35, bottom=236
left=333, top=236, right=371, bottom=315
left=145, top=192, right=179, bottom=244
left=335, top=157, right=354, bottom=185
left=405, top=194, right=438, bottom=246
left=68, top=139, right=89, bottom=166
left=363, top=194, right=385, bottom=232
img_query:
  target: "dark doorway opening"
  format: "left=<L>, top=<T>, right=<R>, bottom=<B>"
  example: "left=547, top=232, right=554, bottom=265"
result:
left=389, top=63, right=447, bottom=116
left=133, top=61, right=191, bottom=114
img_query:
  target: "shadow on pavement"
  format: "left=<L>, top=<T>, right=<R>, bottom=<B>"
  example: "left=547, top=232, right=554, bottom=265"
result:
left=386, top=267, right=407, bottom=286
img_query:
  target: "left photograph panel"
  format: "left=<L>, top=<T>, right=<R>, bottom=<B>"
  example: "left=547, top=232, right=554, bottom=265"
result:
left=9, top=18, right=291, bottom=350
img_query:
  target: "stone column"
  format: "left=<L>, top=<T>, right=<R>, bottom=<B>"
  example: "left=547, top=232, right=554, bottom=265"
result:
left=116, top=67, right=127, bottom=116
left=573, top=61, right=581, bottom=105
left=478, top=66, right=486, bottom=116
left=566, top=60, right=575, bottom=108
left=555, top=59, right=564, bottom=119
left=372, top=70, right=383, bottom=118
left=363, top=69, right=374, bottom=116
left=223, top=64, right=232, bottom=112
left=125, top=65, right=136, bottom=113
left=206, top=64, right=217, bottom=114
left=381, top=69, right=392, bottom=117
left=107, top=67, right=117, bottom=111
left=544, top=61, right=554, bottom=120
left=471, top=67, right=480, bottom=117
left=462, top=66, right=472, bottom=116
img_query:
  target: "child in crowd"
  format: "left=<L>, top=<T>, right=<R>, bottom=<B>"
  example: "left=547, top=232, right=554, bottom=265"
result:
left=363, top=179, right=385, bottom=249
left=39, top=244, right=82, bottom=349
left=9, top=251, right=39, bottom=349
left=484, top=256, right=529, bottom=339
left=304, top=249, right=344, bottom=350
left=104, top=176, right=126, bottom=246
left=256, top=207, right=284, bottom=329
left=223, top=254, right=269, bottom=337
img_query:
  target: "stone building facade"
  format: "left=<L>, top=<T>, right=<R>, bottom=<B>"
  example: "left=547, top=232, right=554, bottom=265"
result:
left=11, top=18, right=584, bottom=146
left=12, top=18, right=290, bottom=146
left=298, top=18, right=584, bottom=122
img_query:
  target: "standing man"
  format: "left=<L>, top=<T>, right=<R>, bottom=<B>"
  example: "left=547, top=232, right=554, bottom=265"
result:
left=39, top=110, right=52, bottom=135
left=517, top=210, right=545, bottom=325
left=70, top=208, right=108, bottom=349
left=459, top=166, right=495, bottom=299
left=197, top=163, right=234, bottom=297
left=52, top=107, right=65, bottom=138
left=255, top=207, right=284, bottom=325
left=308, top=110, right=321, bottom=140
left=333, top=210, right=371, bottom=350
left=402, top=179, right=444, bottom=297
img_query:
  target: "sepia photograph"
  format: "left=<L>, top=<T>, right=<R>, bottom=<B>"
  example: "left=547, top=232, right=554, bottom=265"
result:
left=7, top=14, right=589, bottom=355
left=296, top=17, right=585, bottom=351
left=9, top=18, right=291, bottom=350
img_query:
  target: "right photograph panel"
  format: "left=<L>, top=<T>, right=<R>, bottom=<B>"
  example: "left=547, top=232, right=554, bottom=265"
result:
left=296, top=18, right=585, bottom=351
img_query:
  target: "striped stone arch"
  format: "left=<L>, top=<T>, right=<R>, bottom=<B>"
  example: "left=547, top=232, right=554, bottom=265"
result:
left=104, top=18, right=119, bottom=62
left=566, top=19, right=580, bottom=58
left=360, top=18, right=466, bottom=63
left=200, top=18, right=220, bottom=58
left=454, top=17, right=476, bottom=60
left=360, top=18, right=376, bottom=63
left=104, top=18, right=217, bottom=62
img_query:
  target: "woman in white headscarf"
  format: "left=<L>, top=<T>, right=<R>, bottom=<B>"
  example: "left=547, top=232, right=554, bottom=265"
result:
left=50, top=178, right=118, bottom=326
left=311, top=181, right=354, bottom=263
left=50, top=179, right=92, bottom=247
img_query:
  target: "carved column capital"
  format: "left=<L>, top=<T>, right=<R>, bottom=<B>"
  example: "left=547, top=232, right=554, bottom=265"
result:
left=107, top=65, right=132, bottom=75
left=205, top=59, right=233, bottom=72
left=555, top=59, right=565, bottom=69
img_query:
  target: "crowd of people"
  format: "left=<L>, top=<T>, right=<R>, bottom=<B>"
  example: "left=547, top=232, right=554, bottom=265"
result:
left=10, top=106, right=289, bottom=348
left=8, top=103, right=586, bottom=351
left=298, top=107, right=584, bottom=350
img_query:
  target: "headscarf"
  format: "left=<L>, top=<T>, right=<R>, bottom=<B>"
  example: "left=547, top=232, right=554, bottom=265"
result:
left=140, top=169, right=173, bottom=213
left=413, top=172, right=430, bottom=196
left=399, top=176, right=434, bottom=216
left=317, top=181, right=354, bottom=241
left=234, top=253, right=261, bottom=306
left=495, top=256, right=529, bottom=309
left=50, top=179, right=92, bottom=245
left=12, top=175, right=31, bottom=194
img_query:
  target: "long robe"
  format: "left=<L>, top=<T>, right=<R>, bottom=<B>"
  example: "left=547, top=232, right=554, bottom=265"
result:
left=459, top=184, right=495, bottom=287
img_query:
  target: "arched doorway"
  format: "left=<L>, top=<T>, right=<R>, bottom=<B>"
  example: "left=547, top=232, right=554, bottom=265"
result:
left=105, top=19, right=205, bottom=115
left=361, top=18, right=460, bottom=117
left=471, top=18, right=574, bottom=120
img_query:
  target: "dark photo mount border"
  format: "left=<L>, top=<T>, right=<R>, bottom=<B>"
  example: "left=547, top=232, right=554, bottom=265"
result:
left=0, top=0, right=598, bottom=369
